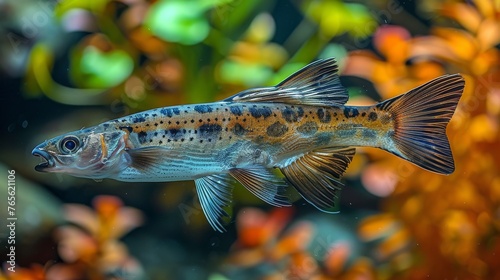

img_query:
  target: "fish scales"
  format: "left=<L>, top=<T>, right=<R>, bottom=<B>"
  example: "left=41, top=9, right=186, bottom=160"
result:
left=32, top=58, right=465, bottom=232
left=111, top=103, right=393, bottom=151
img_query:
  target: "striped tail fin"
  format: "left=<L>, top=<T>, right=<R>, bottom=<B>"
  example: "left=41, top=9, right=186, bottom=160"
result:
left=377, top=74, right=465, bottom=174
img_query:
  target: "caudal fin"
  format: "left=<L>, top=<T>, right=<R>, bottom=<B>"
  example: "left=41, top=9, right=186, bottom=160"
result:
left=377, top=74, right=465, bottom=174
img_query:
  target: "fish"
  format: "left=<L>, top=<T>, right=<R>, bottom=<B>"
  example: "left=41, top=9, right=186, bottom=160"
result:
left=32, top=58, right=465, bottom=231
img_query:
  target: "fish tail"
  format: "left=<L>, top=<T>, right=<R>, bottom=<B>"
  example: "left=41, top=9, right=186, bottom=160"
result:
left=377, top=74, right=465, bottom=174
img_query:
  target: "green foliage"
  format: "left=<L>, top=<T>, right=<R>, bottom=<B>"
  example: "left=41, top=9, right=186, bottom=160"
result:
left=302, top=0, right=376, bottom=38
left=145, top=0, right=233, bottom=46
left=77, top=46, right=134, bottom=88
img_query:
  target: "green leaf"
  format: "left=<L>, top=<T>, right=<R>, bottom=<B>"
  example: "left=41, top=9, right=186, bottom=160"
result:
left=79, top=46, right=134, bottom=88
left=145, top=0, right=211, bottom=45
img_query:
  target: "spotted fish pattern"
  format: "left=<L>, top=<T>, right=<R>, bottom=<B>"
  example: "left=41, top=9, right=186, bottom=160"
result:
left=32, top=59, right=465, bottom=232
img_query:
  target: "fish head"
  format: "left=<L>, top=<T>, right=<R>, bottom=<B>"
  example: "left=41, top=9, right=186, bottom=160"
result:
left=32, top=129, right=131, bottom=178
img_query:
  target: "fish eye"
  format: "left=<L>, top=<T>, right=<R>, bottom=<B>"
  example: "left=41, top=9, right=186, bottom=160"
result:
left=60, top=136, right=80, bottom=154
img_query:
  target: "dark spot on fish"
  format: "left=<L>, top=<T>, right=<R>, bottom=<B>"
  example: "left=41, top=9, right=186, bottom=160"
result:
left=267, top=122, right=288, bottom=137
left=173, top=108, right=180, bottom=115
left=249, top=106, right=272, bottom=118
left=160, top=121, right=164, bottom=124
left=282, top=107, right=299, bottom=123
left=317, top=108, right=331, bottom=123
left=191, top=120, right=194, bottom=123
left=103, top=123, right=110, bottom=128
left=138, top=131, right=148, bottom=144
left=176, top=121, right=180, bottom=125
left=297, top=121, right=318, bottom=135
left=149, top=139, right=153, bottom=143
left=233, top=123, right=246, bottom=136
left=362, top=129, right=377, bottom=138
left=361, top=112, right=366, bottom=117
left=368, top=112, right=378, bottom=122
left=169, top=128, right=182, bottom=138
left=230, top=106, right=243, bottom=116
left=119, top=126, right=133, bottom=133
left=154, top=123, right=158, bottom=126
left=333, top=112, right=337, bottom=117
left=199, top=124, right=222, bottom=137
left=297, top=107, right=304, bottom=118
left=146, top=123, right=150, bottom=127
left=132, top=116, right=146, bottom=123
left=190, top=137, right=194, bottom=141
left=194, top=105, right=212, bottom=113
left=159, top=140, right=163, bottom=144
left=160, top=108, right=173, bottom=117
left=154, top=132, right=158, bottom=136
left=152, top=113, right=157, bottom=117
left=344, top=107, right=359, bottom=118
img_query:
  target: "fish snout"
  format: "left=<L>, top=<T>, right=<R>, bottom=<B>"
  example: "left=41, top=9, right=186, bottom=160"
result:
left=32, top=145, right=55, bottom=172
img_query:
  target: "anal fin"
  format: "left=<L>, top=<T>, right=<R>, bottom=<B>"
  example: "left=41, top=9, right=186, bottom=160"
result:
left=279, top=147, right=355, bottom=212
left=194, top=174, right=234, bottom=232
left=229, top=166, right=290, bottom=207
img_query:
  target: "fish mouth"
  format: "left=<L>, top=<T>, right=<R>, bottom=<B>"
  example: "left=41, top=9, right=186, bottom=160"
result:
left=32, top=148, right=55, bottom=172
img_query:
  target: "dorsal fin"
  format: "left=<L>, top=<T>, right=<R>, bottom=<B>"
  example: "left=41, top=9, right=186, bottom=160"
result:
left=224, top=58, right=348, bottom=106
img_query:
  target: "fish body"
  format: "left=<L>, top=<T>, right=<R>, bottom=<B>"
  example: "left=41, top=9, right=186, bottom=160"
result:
left=32, top=59, right=465, bottom=231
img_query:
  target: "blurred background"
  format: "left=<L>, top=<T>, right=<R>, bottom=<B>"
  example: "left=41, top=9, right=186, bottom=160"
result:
left=1, top=0, right=500, bottom=279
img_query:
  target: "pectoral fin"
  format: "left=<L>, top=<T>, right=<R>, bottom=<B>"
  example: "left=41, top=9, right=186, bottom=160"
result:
left=229, top=166, right=290, bottom=207
left=279, top=147, right=355, bottom=212
left=126, top=147, right=166, bottom=171
left=194, top=174, right=234, bottom=232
